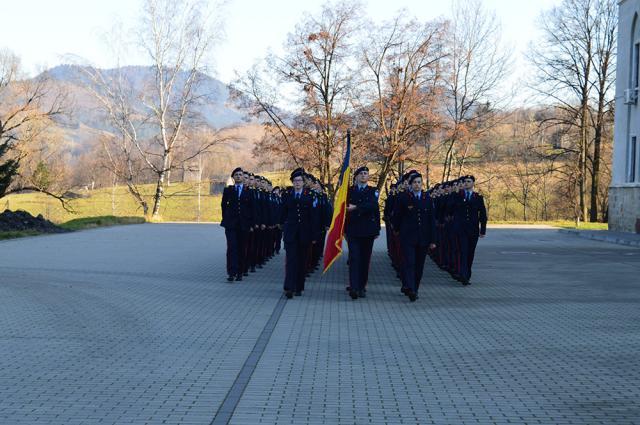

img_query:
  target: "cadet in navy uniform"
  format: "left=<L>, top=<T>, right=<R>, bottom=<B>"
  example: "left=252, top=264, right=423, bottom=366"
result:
left=221, top=167, right=254, bottom=282
left=280, top=168, right=317, bottom=299
left=391, top=173, right=436, bottom=301
left=452, top=175, right=487, bottom=285
left=383, top=183, right=398, bottom=269
left=272, top=187, right=283, bottom=254
left=345, top=166, right=381, bottom=300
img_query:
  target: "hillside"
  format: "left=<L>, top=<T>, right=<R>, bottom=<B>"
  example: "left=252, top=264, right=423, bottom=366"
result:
left=17, top=65, right=263, bottom=166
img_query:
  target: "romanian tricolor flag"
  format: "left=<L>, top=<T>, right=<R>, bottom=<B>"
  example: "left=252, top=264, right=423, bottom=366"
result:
left=323, top=130, right=351, bottom=273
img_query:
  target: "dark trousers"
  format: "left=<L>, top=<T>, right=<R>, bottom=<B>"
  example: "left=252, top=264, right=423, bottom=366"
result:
left=243, top=231, right=254, bottom=272
left=400, top=241, right=428, bottom=293
left=347, top=237, right=375, bottom=292
left=385, top=221, right=391, bottom=254
left=441, top=224, right=449, bottom=268
left=457, top=231, right=479, bottom=281
left=435, top=224, right=444, bottom=265
left=284, top=234, right=310, bottom=292
left=391, top=231, right=402, bottom=270
left=275, top=229, right=282, bottom=253
left=225, top=227, right=248, bottom=276
left=255, top=229, right=264, bottom=265
left=450, top=228, right=460, bottom=273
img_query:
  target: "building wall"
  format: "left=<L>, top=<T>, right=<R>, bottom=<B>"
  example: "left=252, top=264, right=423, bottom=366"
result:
left=610, top=0, right=640, bottom=233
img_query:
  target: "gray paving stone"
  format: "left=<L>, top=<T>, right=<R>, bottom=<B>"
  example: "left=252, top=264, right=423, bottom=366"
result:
left=1, top=225, right=640, bottom=424
left=227, top=228, right=640, bottom=425
left=0, top=224, right=281, bottom=424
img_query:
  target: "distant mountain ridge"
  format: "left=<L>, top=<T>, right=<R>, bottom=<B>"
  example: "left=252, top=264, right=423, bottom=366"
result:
left=43, top=64, right=248, bottom=136
left=7, top=64, right=265, bottom=172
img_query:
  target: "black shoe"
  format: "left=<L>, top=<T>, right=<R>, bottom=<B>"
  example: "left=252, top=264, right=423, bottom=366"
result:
left=257, top=264, right=263, bottom=269
left=346, top=286, right=351, bottom=292
left=462, top=279, right=470, bottom=285
left=401, top=287, right=408, bottom=295
left=235, top=275, right=243, bottom=282
left=227, top=276, right=234, bottom=282
left=294, top=291, right=302, bottom=296
left=250, top=267, right=256, bottom=273
left=285, top=291, right=293, bottom=299
left=349, top=290, right=358, bottom=300
left=358, top=290, right=366, bottom=298
left=407, top=291, right=417, bottom=302
left=243, top=272, right=249, bottom=277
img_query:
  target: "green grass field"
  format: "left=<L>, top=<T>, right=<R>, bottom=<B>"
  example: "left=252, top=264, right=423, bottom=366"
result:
left=0, top=216, right=146, bottom=241
left=2, top=182, right=222, bottom=224
left=0, top=230, right=42, bottom=241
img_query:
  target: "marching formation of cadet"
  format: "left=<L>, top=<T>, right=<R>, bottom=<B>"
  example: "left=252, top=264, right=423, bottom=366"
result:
left=220, top=167, right=332, bottom=298
left=222, top=165, right=486, bottom=303
left=220, top=167, right=284, bottom=282
left=384, top=170, right=487, bottom=301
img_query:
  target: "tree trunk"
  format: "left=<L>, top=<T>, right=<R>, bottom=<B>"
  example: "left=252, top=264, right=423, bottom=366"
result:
left=151, top=170, right=166, bottom=218
left=442, top=140, right=455, bottom=182
left=579, top=38, right=592, bottom=222
left=125, top=183, right=148, bottom=217
left=590, top=124, right=602, bottom=222
left=579, top=100, right=589, bottom=222
left=590, top=76, right=607, bottom=222
left=111, top=178, right=117, bottom=215
left=424, top=140, right=431, bottom=188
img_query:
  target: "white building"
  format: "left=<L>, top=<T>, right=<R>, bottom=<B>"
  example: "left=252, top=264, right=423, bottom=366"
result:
left=610, top=0, right=640, bottom=233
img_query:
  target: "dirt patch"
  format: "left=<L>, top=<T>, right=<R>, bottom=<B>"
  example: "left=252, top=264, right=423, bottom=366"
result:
left=0, top=210, right=68, bottom=233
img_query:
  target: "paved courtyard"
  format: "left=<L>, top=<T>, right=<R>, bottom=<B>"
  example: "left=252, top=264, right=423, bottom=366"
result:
left=1, top=224, right=639, bottom=424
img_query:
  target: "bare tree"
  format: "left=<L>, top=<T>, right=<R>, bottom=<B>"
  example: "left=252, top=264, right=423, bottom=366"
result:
left=531, top=0, right=598, bottom=222
left=440, top=0, right=510, bottom=181
left=136, top=0, right=225, bottom=218
left=79, top=62, right=152, bottom=216
left=233, top=1, right=360, bottom=196
left=231, top=65, right=303, bottom=168
left=531, top=0, right=617, bottom=223
left=78, top=0, right=227, bottom=219
left=0, top=49, right=68, bottom=204
left=588, top=0, right=616, bottom=221
left=357, top=14, right=447, bottom=191
left=499, top=117, right=547, bottom=221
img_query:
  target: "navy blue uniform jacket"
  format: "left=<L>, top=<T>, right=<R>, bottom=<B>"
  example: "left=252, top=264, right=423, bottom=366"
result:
left=345, top=185, right=381, bottom=238
left=221, top=185, right=255, bottom=231
left=451, top=190, right=488, bottom=235
left=392, top=191, right=436, bottom=246
left=280, top=189, right=315, bottom=243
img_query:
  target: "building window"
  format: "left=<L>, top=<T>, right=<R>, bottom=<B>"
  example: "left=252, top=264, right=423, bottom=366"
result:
left=629, top=136, right=638, bottom=183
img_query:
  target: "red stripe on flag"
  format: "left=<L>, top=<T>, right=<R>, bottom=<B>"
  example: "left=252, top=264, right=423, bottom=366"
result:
left=323, top=201, right=346, bottom=272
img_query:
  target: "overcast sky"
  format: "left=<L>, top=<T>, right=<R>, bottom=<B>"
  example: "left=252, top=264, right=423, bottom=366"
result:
left=1, top=0, right=562, bottom=87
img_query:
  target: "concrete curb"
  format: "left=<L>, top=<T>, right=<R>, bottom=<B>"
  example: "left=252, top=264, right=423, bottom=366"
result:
left=558, top=228, right=640, bottom=248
